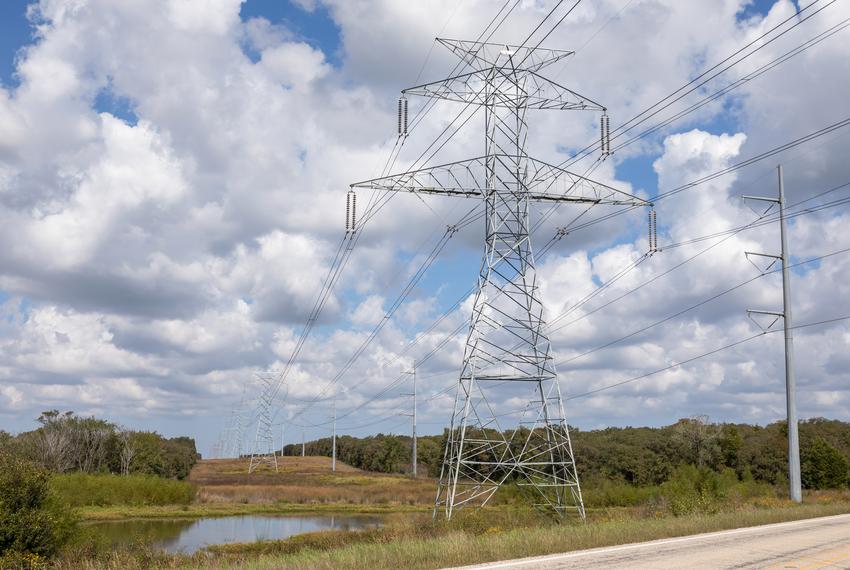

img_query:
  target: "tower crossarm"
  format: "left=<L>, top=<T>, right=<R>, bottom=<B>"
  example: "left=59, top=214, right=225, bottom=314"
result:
left=350, top=155, right=650, bottom=207
left=403, top=69, right=605, bottom=111
left=436, top=38, right=574, bottom=72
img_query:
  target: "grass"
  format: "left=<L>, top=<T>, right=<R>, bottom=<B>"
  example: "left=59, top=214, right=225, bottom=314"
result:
left=52, top=473, right=197, bottom=507
left=233, top=503, right=850, bottom=570
left=191, top=458, right=435, bottom=508
left=53, top=459, right=850, bottom=569
left=53, top=499, right=850, bottom=569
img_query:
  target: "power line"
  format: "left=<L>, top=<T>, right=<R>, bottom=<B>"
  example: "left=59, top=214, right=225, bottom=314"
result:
left=564, top=314, right=850, bottom=402
left=318, top=192, right=850, bottom=423
left=270, top=3, right=848, bottom=440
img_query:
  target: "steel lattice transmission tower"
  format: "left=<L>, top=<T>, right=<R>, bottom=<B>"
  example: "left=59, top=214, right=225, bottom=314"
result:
left=352, top=39, right=650, bottom=519
left=249, top=373, right=279, bottom=473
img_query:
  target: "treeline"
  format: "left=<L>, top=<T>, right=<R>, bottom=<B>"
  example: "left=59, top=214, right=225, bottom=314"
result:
left=0, top=410, right=199, bottom=480
left=284, top=417, right=850, bottom=490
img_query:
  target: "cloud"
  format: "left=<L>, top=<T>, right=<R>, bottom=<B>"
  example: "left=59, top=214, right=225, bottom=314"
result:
left=0, top=0, right=847, bottom=456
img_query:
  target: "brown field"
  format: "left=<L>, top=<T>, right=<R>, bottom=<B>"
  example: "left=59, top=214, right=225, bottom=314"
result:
left=190, top=457, right=436, bottom=507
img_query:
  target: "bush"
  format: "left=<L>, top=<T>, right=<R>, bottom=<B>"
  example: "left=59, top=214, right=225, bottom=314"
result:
left=0, top=453, right=76, bottom=562
left=660, top=465, right=736, bottom=516
left=51, top=473, right=196, bottom=507
left=582, top=479, right=659, bottom=508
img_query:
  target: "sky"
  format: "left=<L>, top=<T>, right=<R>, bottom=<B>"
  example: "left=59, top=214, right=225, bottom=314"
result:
left=0, top=0, right=849, bottom=457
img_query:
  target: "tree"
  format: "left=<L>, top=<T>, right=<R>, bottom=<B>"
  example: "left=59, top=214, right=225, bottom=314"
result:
left=718, top=425, right=743, bottom=470
left=674, top=416, right=721, bottom=467
left=801, top=437, right=850, bottom=490
left=34, top=411, right=75, bottom=473
left=118, top=429, right=136, bottom=476
left=71, top=416, right=114, bottom=473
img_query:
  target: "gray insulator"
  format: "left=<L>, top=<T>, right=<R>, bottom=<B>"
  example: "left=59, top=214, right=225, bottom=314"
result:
left=346, top=193, right=351, bottom=231
left=402, top=97, right=407, bottom=135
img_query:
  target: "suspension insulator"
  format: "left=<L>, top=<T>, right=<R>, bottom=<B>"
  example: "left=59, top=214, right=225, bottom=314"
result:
left=402, top=97, right=408, bottom=136
left=648, top=209, right=652, bottom=250
left=601, top=114, right=611, bottom=155
left=601, top=115, right=605, bottom=155
left=648, top=208, right=658, bottom=252
left=398, top=96, right=408, bottom=136
left=351, top=191, right=357, bottom=231
left=652, top=209, right=658, bottom=252
left=345, top=191, right=352, bottom=232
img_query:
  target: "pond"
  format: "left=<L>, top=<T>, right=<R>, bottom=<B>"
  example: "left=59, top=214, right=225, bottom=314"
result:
left=88, top=514, right=383, bottom=554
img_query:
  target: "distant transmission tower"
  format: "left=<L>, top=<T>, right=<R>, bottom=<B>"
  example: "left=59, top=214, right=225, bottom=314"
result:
left=351, top=39, right=650, bottom=519
left=249, top=373, right=279, bottom=473
left=222, top=383, right=248, bottom=458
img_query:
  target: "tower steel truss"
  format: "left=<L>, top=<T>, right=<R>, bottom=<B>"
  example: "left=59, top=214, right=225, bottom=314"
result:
left=352, top=39, right=650, bottom=519
left=249, top=373, right=279, bottom=473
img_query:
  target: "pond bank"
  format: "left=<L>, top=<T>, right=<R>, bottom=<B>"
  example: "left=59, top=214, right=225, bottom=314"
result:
left=79, top=502, right=428, bottom=521
left=86, top=514, right=384, bottom=554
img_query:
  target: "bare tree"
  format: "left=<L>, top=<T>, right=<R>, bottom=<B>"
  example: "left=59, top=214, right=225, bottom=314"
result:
left=674, top=415, right=721, bottom=467
left=118, top=429, right=136, bottom=476
left=35, top=410, right=75, bottom=472
left=73, top=417, right=113, bottom=473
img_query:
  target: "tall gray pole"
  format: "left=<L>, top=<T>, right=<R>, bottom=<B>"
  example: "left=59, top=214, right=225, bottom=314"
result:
left=332, top=398, right=337, bottom=472
left=778, top=165, right=802, bottom=503
left=301, top=430, right=305, bottom=457
left=744, top=164, right=802, bottom=503
left=412, top=361, right=418, bottom=478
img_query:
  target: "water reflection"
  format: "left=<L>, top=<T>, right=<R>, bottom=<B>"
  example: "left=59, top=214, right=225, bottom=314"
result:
left=89, top=514, right=382, bottom=554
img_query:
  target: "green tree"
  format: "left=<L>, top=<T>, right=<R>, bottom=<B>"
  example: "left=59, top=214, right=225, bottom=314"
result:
left=801, top=437, right=850, bottom=489
left=718, top=425, right=743, bottom=470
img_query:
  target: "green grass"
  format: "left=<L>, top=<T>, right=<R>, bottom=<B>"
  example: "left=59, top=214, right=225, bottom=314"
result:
left=52, top=502, right=850, bottom=569
left=52, top=473, right=196, bottom=507
left=210, top=504, right=850, bottom=570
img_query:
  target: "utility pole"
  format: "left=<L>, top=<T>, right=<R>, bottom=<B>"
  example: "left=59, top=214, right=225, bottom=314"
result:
left=331, top=398, right=337, bottom=472
left=744, top=164, right=802, bottom=503
left=402, top=361, right=418, bottom=477
left=351, top=39, right=650, bottom=520
left=301, top=430, right=305, bottom=457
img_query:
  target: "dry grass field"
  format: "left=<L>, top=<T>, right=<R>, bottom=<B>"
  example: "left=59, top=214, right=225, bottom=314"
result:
left=190, top=457, right=436, bottom=507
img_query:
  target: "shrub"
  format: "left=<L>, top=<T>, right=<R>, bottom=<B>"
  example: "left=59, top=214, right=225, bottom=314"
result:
left=0, top=453, right=76, bottom=562
left=582, top=479, right=659, bottom=508
left=660, top=465, right=735, bottom=516
left=51, top=473, right=196, bottom=507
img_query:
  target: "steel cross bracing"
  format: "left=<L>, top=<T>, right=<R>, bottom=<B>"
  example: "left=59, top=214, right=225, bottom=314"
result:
left=249, top=373, right=279, bottom=473
left=351, top=39, right=649, bottom=520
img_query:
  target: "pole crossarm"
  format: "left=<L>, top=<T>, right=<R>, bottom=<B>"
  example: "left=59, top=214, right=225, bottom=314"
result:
left=403, top=68, right=604, bottom=111
left=351, top=155, right=650, bottom=206
left=436, top=38, right=574, bottom=73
